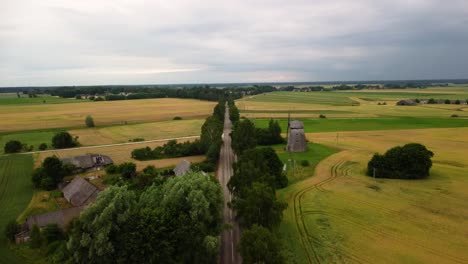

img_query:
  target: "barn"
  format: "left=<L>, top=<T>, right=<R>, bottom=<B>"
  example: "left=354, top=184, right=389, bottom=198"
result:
left=61, top=154, right=113, bottom=171
left=61, top=177, right=99, bottom=207
left=286, top=120, right=308, bottom=152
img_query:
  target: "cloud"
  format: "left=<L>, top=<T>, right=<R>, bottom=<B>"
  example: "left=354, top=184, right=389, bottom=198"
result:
left=1, top=0, right=468, bottom=86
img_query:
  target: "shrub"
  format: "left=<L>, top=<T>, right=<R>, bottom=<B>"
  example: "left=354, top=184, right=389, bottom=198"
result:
left=4, top=140, right=22, bottom=153
left=415, top=99, right=420, bottom=103
left=319, top=114, right=326, bottom=118
left=85, top=115, right=95, bottom=127
left=50, top=190, right=63, bottom=198
left=451, top=114, right=459, bottom=118
left=119, top=162, right=136, bottom=178
left=455, top=100, right=460, bottom=104
left=444, top=99, right=451, bottom=104
left=173, top=116, right=183, bottom=120
left=52, top=132, right=77, bottom=149
left=29, top=224, right=42, bottom=248
left=39, top=143, right=48, bottom=151
left=129, top=138, right=145, bottom=142
left=367, top=143, right=434, bottom=179
left=428, top=98, right=436, bottom=104
left=105, top=164, right=118, bottom=174
left=4, top=220, right=20, bottom=242
left=301, top=160, right=310, bottom=167
left=42, top=224, right=64, bottom=244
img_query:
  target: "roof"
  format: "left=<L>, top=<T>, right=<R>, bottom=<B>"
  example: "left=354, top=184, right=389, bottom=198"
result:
left=396, top=99, right=416, bottom=106
left=61, top=154, right=113, bottom=169
left=26, top=206, right=84, bottom=229
left=173, top=160, right=191, bottom=176
left=62, top=177, right=99, bottom=207
left=289, top=120, right=304, bottom=129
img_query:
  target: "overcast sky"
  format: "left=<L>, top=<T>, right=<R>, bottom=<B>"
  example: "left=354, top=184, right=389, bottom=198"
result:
left=1, top=0, right=468, bottom=86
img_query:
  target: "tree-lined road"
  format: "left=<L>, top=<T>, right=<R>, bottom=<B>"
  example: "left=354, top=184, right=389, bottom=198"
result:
left=218, top=105, right=241, bottom=264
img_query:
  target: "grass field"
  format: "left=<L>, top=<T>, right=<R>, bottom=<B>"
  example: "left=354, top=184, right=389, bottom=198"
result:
left=0, top=98, right=215, bottom=133
left=278, top=128, right=468, bottom=263
left=0, top=93, right=78, bottom=105
left=0, top=131, right=56, bottom=154
left=0, top=154, right=34, bottom=264
left=254, top=117, right=468, bottom=133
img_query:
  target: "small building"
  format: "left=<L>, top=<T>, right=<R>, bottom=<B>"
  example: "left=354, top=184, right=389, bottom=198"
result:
left=61, top=154, right=113, bottom=171
left=173, top=160, right=191, bottom=176
left=61, top=177, right=99, bottom=207
left=286, top=120, right=308, bottom=152
left=396, top=99, right=416, bottom=106
left=26, top=206, right=84, bottom=230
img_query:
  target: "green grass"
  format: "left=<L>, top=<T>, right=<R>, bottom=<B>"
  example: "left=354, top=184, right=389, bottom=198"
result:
left=0, top=131, right=56, bottom=154
left=0, top=154, right=34, bottom=264
left=0, top=94, right=78, bottom=105
left=268, top=143, right=338, bottom=184
left=253, top=117, right=468, bottom=133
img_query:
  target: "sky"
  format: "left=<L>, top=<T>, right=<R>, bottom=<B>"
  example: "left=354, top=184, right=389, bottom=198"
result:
left=1, top=0, right=468, bottom=86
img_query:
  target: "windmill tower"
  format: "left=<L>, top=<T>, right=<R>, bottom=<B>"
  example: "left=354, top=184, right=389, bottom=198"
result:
left=286, top=113, right=307, bottom=152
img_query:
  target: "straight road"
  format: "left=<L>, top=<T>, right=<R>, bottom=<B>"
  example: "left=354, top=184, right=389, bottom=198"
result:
left=218, top=105, right=242, bottom=264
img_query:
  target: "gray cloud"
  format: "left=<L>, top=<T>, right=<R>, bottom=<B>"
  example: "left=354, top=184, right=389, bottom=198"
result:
left=1, top=0, right=467, bottom=86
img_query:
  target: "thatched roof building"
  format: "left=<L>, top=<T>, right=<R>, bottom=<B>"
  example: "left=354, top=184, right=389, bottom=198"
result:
left=173, top=160, right=191, bottom=176
left=61, top=154, right=113, bottom=170
left=286, top=120, right=307, bottom=152
left=62, top=177, right=99, bottom=207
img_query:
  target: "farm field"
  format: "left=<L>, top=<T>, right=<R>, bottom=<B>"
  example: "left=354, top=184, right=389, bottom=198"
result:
left=0, top=154, right=34, bottom=264
left=278, top=127, right=468, bottom=263
left=0, top=131, right=56, bottom=154
left=238, top=89, right=468, bottom=119
left=69, top=119, right=204, bottom=146
left=0, top=98, right=215, bottom=133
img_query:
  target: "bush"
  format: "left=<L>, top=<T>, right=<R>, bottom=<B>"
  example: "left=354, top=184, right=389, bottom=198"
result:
left=367, top=143, right=434, bottom=179
left=173, top=116, right=183, bottom=120
left=105, top=164, right=118, bottom=174
left=52, top=132, right=77, bottom=149
left=445, top=99, right=451, bottom=104
left=319, top=114, right=326, bottom=118
left=428, top=98, right=436, bottom=104
left=194, top=161, right=216, bottom=172
left=129, top=138, right=145, bottom=142
left=4, top=220, right=20, bottom=242
left=29, top=224, right=42, bottom=248
left=39, top=143, right=48, bottom=151
left=119, top=162, right=136, bottom=178
left=451, top=114, right=459, bottom=118
left=42, top=224, right=64, bottom=244
left=455, top=100, right=460, bottom=104
left=4, top=140, right=23, bottom=153
left=301, top=160, right=310, bottom=167
left=85, top=115, right=95, bottom=128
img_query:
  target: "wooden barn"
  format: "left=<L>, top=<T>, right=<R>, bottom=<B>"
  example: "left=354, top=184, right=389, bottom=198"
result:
left=286, top=120, right=308, bottom=152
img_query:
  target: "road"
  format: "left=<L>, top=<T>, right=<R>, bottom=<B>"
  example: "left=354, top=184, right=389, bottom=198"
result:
left=218, top=105, right=242, bottom=264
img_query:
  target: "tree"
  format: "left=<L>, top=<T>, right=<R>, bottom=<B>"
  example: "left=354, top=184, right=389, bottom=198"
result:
left=52, top=132, right=77, bottom=149
left=428, top=98, right=436, bottom=104
left=200, top=116, right=223, bottom=153
left=445, top=99, right=451, bottom=104
left=231, top=119, right=257, bottom=155
left=39, top=143, right=48, bottom=151
left=239, top=225, right=285, bottom=264
left=4, top=140, right=23, bottom=153
left=229, top=104, right=240, bottom=123
left=42, top=223, right=63, bottom=244
left=4, top=220, right=20, bottom=242
left=32, top=156, right=68, bottom=190
left=367, top=143, right=434, bottom=179
left=85, top=115, right=95, bottom=127
left=30, top=224, right=42, bottom=248
left=268, top=119, right=283, bottom=144
left=231, top=182, right=287, bottom=229
left=212, top=100, right=225, bottom=122
left=119, top=162, right=136, bottom=178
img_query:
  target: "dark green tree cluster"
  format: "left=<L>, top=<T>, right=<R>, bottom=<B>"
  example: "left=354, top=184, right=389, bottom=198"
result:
left=85, top=115, right=95, bottom=127
left=32, top=156, right=75, bottom=190
left=239, top=224, right=285, bottom=264
left=105, top=162, right=137, bottom=179
left=4, top=220, right=20, bottom=242
left=228, top=99, right=240, bottom=123
left=131, top=140, right=204, bottom=161
left=4, top=140, right=23, bottom=153
left=255, top=119, right=284, bottom=145
left=53, top=172, right=223, bottom=264
left=231, top=119, right=257, bottom=155
left=52, top=132, right=78, bottom=149
left=367, top=143, right=434, bottom=179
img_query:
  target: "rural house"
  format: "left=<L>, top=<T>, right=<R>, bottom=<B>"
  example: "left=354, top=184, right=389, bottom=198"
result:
left=61, top=177, right=99, bottom=207
left=173, top=160, right=191, bottom=176
left=61, top=153, right=113, bottom=171
left=286, top=120, right=308, bottom=152
left=396, top=99, right=417, bottom=106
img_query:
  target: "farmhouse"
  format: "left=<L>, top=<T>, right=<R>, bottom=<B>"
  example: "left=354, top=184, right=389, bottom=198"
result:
left=396, top=99, right=416, bottom=106
left=286, top=120, right=308, bottom=152
left=173, top=159, right=191, bottom=176
left=25, top=206, right=84, bottom=230
left=61, top=153, right=113, bottom=171
left=61, top=177, right=99, bottom=207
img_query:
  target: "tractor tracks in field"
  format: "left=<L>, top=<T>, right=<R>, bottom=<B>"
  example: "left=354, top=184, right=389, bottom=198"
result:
left=292, top=151, right=468, bottom=264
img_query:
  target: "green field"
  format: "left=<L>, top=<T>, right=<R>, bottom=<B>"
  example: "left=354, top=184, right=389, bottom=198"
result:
left=0, top=131, right=57, bottom=154
left=0, top=94, right=78, bottom=105
left=254, top=117, right=468, bottom=133
left=0, top=154, right=34, bottom=264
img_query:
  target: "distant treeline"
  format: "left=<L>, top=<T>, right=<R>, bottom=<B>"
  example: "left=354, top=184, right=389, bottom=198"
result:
left=278, top=82, right=449, bottom=92
left=28, top=85, right=276, bottom=102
